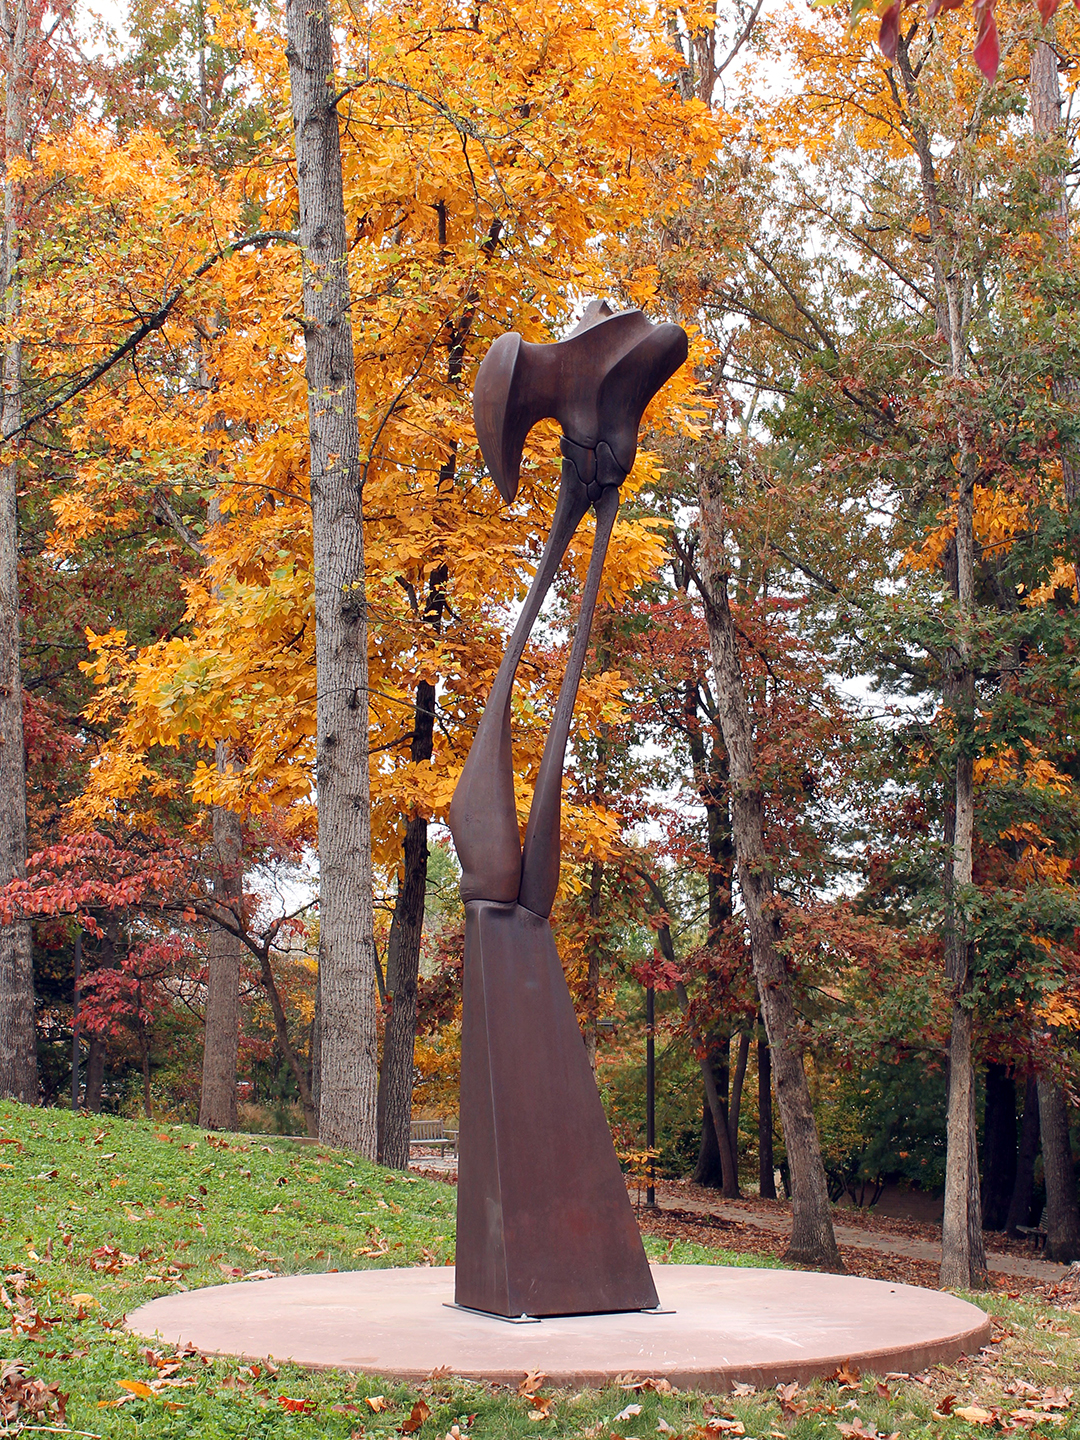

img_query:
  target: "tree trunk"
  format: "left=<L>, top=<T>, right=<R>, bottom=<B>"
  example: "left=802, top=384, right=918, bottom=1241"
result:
left=1006, top=1073, right=1041, bottom=1235
left=582, top=859, right=603, bottom=1071
left=1037, top=1077, right=1080, bottom=1263
left=697, top=475, right=842, bottom=1270
left=0, top=0, right=35, bottom=1105
left=694, top=1101, right=723, bottom=1187
left=981, top=1062, right=1017, bottom=1230
left=376, top=683, right=435, bottom=1169
left=729, top=1028, right=750, bottom=1162
left=1028, top=38, right=1080, bottom=1262
left=257, top=950, right=318, bottom=1136
left=758, top=1031, right=775, bottom=1198
left=199, top=769, right=243, bottom=1130
left=940, top=465, right=988, bottom=1291
left=694, top=1035, right=731, bottom=1190
left=890, top=35, right=986, bottom=1291
left=286, top=0, right=378, bottom=1155
left=84, top=1036, right=105, bottom=1113
left=140, top=1019, right=152, bottom=1118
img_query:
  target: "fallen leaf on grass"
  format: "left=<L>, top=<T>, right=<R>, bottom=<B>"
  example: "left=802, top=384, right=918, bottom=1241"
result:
left=0, top=1360, right=68, bottom=1425
left=702, top=1419, right=745, bottom=1435
left=953, top=1407, right=995, bottom=1425
left=279, top=1395, right=317, bottom=1413
left=366, top=1395, right=388, bottom=1412
left=731, top=1382, right=755, bottom=1397
left=615, top=1404, right=643, bottom=1421
left=118, top=1381, right=155, bottom=1399
left=219, top=1264, right=244, bottom=1278
left=519, top=1370, right=547, bottom=1396
left=836, top=1420, right=899, bottom=1439
left=829, top=1364, right=861, bottom=1389
left=528, top=1396, right=553, bottom=1420
left=776, top=1382, right=805, bottom=1417
left=428, top=1365, right=454, bottom=1381
left=402, top=1397, right=431, bottom=1433
left=614, top=1374, right=674, bottom=1393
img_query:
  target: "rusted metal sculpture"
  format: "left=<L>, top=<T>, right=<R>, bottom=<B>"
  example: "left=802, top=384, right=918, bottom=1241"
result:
left=449, top=301, right=688, bottom=1319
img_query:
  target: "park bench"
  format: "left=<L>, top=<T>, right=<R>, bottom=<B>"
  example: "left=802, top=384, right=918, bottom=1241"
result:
left=1015, top=1206, right=1048, bottom=1252
left=409, top=1118, right=458, bottom=1152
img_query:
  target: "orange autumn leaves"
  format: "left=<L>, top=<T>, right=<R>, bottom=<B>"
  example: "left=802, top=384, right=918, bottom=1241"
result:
left=32, top=0, right=725, bottom=880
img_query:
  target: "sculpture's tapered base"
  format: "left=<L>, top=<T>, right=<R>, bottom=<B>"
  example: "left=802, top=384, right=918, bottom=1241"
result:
left=455, top=901, right=658, bottom=1318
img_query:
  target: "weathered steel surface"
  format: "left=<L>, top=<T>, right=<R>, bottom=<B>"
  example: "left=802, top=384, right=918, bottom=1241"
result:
left=448, top=302, right=687, bottom=1317
left=455, top=901, right=659, bottom=1317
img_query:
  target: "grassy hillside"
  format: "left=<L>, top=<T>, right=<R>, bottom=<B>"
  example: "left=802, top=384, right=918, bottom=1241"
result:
left=0, top=1102, right=1077, bottom=1438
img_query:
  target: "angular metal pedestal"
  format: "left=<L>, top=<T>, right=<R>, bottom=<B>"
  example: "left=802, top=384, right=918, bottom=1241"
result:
left=455, top=900, right=658, bottom=1318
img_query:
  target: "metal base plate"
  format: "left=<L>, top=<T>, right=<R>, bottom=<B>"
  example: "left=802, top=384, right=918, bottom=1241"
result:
left=443, top=1302, right=675, bottom=1323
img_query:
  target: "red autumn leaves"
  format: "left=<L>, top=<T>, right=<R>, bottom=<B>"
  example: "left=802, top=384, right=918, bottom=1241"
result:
left=876, top=0, right=1074, bottom=80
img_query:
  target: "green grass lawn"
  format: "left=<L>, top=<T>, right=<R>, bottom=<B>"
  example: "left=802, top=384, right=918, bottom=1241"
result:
left=0, top=1101, right=1078, bottom=1438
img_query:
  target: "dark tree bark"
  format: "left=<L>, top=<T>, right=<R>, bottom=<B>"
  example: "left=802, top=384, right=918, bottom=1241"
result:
left=758, top=1030, right=775, bottom=1198
left=1006, top=1073, right=1041, bottom=1235
left=667, top=537, right=740, bottom=1194
left=199, top=781, right=243, bottom=1130
left=582, top=859, right=603, bottom=1070
left=258, top=950, right=318, bottom=1137
left=376, top=679, right=436, bottom=1169
left=84, top=1036, right=105, bottom=1113
left=981, top=1063, right=1017, bottom=1231
left=694, top=1101, right=723, bottom=1187
left=1038, top=1078, right=1080, bottom=1263
left=139, top=1017, right=152, bottom=1118
left=694, top=1035, right=730, bottom=1189
left=639, top=867, right=739, bottom=1195
left=286, top=0, right=378, bottom=1154
left=729, top=1028, right=750, bottom=1160
left=698, top=476, right=842, bottom=1270
left=0, top=0, right=35, bottom=1105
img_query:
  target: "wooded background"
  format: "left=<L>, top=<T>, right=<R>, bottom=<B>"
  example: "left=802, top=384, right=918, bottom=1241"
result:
left=0, top=0, right=1077, bottom=1293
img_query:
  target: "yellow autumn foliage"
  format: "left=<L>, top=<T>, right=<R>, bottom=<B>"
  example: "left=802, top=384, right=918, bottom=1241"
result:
left=32, top=0, right=727, bottom=887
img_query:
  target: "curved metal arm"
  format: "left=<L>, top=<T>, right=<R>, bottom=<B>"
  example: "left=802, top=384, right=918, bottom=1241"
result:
left=448, top=467, right=590, bottom=903
left=518, top=482, right=620, bottom=917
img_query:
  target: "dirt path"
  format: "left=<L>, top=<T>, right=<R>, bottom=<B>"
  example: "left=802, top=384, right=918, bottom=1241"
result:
left=648, top=1183, right=1067, bottom=1283
left=410, top=1160, right=1070, bottom=1288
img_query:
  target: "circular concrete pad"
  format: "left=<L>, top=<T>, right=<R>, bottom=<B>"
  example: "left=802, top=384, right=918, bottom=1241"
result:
left=128, top=1265, right=990, bottom=1391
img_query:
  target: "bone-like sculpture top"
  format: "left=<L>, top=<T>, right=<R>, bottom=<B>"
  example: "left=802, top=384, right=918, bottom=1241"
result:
left=448, top=302, right=688, bottom=915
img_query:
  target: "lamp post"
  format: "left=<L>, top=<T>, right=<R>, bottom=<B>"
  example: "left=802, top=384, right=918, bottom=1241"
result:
left=71, top=931, right=82, bottom=1111
left=645, top=985, right=656, bottom=1210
